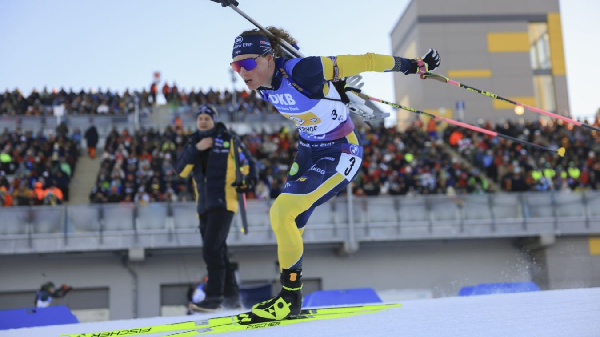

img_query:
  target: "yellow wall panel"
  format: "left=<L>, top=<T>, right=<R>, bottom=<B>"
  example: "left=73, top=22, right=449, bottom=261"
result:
left=487, top=32, right=530, bottom=52
left=422, top=108, right=452, bottom=119
left=589, top=237, right=600, bottom=255
left=492, top=97, right=537, bottom=109
left=447, top=69, right=492, bottom=78
left=548, top=13, right=566, bottom=76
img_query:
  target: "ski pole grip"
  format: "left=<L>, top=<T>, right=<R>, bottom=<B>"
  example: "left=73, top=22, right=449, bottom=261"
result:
left=415, top=58, right=428, bottom=79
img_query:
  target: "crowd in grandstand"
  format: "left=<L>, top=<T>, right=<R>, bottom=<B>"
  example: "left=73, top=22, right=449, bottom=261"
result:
left=444, top=118, right=600, bottom=192
left=89, top=125, right=185, bottom=204
left=1, top=87, right=146, bottom=116
left=1, top=85, right=275, bottom=118
left=0, top=126, right=80, bottom=207
left=86, top=115, right=600, bottom=205
left=2, top=85, right=600, bottom=207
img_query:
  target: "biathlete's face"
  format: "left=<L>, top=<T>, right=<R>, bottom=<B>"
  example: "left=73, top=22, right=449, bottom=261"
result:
left=196, top=114, right=214, bottom=132
left=231, top=53, right=273, bottom=91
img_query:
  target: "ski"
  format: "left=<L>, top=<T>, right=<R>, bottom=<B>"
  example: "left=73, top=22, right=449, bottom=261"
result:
left=164, top=307, right=393, bottom=336
left=59, top=303, right=401, bottom=337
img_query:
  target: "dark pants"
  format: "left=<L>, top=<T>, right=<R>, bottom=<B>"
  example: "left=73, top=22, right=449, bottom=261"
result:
left=199, top=208, right=238, bottom=300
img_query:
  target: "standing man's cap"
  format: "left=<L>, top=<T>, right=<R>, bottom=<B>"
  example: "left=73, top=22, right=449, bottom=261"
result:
left=196, top=105, right=218, bottom=122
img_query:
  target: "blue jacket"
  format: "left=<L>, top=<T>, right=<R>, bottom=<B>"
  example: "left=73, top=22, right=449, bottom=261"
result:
left=258, top=57, right=354, bottom=142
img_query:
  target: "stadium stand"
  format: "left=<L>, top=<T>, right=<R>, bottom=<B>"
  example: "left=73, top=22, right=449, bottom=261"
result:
left=443, top=118, right=600, bottom=192
left=0, top=127, right=80, bottom=206
left=4, top=85, right=600, bottom=202
left=90, top=122, right=490, bottom=203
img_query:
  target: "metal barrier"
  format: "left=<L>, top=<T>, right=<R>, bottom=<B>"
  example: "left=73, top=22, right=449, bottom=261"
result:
left=1, top=191, right=599, bottom=255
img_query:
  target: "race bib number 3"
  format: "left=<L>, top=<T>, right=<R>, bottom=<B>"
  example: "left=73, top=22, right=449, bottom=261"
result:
left=336, top=153, right=361, bottom=181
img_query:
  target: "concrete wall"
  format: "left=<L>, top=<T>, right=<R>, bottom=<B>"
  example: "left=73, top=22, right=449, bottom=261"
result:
left=2, top=236, right=598, bottom=320
left=390, top=0, right=569, bottom=127
left=530, top=236, right=600, bottom=289
left=0, top=238, right=539, bottom=319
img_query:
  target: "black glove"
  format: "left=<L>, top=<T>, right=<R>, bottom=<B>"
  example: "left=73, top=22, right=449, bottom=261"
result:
left=210, top=0, right=239, bottom=7
left=415, top=48, right=440, bottom=78
left=421, top=48, right=440, bottom=71
left=245, top=177, right=257, bottom=193
left=332, top=76, right=363, bottom=104
left=232, top=177, right=256, bottom=193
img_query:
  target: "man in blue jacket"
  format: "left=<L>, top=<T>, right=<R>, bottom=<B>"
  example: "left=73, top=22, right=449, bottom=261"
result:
left=175, top=105, right=256, bottom=312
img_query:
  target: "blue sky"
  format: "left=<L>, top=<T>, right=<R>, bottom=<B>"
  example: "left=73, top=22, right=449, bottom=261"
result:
left=1, top=0, right=598, bottom=120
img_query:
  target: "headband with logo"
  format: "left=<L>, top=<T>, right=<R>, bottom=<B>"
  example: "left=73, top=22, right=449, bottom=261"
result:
left=232, top=34, right=273, bottom=58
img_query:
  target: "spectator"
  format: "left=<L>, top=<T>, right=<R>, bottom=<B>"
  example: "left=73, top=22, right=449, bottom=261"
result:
left=43, top=184, right=64, bottom=206
left=56, top=156, right=72, bottom=177
left=175, top=105, right=256, bottom=312
left=33, top=181, right=45, bottom=204
left=56, top=121, right=69, bottom=138
left=172, top=114, right=183, bottom=132
left=71, top=128, right=83, bottom=151
left=449, top=129, right=463, bottom=147
left=254, top=180, right=270, bottom=200
left=90, top=186, right=108, bottom=204
left=34, top=282, right=72, bottom=308
left=107, top=185, right=122, bottom=203
left=0, top=171, right=9, bottom=190
left=187, top=276, right=208, bottom=315
left=150, top=82, right=158, bottom=105
left=0, top=186, right=12, bottom=207
left=170, top=82, right=179, bottom=105
left=426, top=117, right=438, bottom=140
left=134, top=186, right=150, bottom=204
left=0, top=146, right=15, bottom=174
left=52, top=173, right=70, bottom=202
left=84, top=123, right=99, bottom=159
left=363, top=177, right=381, bottom=196
left=162, top=82, right=170, bottom=103
left=13, top=183, right=35, bottom=206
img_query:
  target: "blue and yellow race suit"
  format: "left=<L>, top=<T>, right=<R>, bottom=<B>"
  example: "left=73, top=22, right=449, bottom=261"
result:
left=259, top=53, right=398, bottom=270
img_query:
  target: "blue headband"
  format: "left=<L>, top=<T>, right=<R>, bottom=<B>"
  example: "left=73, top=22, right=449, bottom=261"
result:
left=196, top=105, right=218, bottom=122
left=232, top=34, right=273, bottom=58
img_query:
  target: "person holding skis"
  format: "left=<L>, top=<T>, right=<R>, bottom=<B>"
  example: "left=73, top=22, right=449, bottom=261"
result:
left=34, top=282, right=72, bottom=308
left=223, top=16, right=440, bottom=322
left=175, top=104, right=257, bottom=312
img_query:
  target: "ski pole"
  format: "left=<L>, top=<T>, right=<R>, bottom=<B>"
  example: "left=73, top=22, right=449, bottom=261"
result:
left=421, top=72, right=600, bottom=132
left=226, top=4, right=302, bottom=58
left=355, top=92, right=566, bottom=157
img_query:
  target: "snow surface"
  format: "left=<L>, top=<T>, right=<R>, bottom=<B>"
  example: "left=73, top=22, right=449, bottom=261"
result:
left=1, top=287, right=599, bottom=337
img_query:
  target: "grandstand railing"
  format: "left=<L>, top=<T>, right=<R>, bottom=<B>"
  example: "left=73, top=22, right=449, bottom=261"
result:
left=1, top=191, right=599, bottom=255
left=0, top=107, right=296, bottom=136
left=0, top=114, right=145, bottom=133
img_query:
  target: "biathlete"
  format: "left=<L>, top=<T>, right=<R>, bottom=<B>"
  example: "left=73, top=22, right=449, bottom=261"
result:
left=229, top=26, right=440, bottom=321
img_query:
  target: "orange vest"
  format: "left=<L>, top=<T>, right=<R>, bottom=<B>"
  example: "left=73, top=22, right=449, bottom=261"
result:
left=34, top=187, right=45, bottom=200
left=46, top=187, right=64, bottom=201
